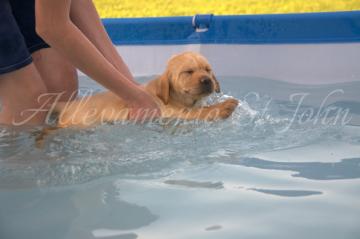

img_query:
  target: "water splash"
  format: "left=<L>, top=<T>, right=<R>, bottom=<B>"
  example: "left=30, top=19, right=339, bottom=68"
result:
left=0, top=90, right=353, bottom=188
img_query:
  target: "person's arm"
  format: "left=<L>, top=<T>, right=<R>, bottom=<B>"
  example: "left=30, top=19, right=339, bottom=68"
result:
left=69, top=0, right=136, bottom=85
left=35, top=0, right=160, bottom=119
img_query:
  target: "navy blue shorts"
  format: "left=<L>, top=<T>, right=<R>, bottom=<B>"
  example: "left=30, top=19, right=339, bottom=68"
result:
left=0, top=0, right=50, bottom=75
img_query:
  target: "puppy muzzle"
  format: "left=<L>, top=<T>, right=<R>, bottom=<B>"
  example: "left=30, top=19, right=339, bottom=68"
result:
left=200, top=76, right=213, bottom=94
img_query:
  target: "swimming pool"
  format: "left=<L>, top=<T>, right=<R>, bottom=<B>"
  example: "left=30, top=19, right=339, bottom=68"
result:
left=1, top=11, right=360, bottom=239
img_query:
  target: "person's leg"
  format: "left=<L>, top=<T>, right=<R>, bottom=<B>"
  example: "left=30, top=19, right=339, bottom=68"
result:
left=9, top=0, right=78, bottom=102
left=0, top=0, right=50, bottom=126
left=32, top=48, right=78, bottom=102
left=0, top=63, right=48, bottom=125
left=0, top=48, right=78, bottom=126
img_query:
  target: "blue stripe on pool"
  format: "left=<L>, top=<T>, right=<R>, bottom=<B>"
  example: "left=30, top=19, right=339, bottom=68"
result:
left=103, top=11, right=360, bottom=45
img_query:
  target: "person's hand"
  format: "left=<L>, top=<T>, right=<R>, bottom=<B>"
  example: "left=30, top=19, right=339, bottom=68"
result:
left=127, top=86, right=161, bottom=122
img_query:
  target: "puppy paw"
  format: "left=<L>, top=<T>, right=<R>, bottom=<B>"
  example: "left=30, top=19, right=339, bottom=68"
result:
left=217, top=98, right=239, bottom=119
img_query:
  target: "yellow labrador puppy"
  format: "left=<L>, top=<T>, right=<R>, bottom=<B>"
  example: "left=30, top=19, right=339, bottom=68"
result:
left=53, top=52, right=239, bottom=127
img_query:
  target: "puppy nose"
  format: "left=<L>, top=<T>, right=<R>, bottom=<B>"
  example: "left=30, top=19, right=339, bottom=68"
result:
left=200, top=76, right=213, bottom=93
left=200, top=77, right=212, bottom=86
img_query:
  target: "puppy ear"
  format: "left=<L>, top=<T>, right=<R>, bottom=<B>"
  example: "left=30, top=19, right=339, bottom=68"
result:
left=212, top=73, right=221, bottom=93
left=156, top=71, right=170, bottom=104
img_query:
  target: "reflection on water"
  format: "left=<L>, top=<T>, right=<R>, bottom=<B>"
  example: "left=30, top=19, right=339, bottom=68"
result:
left=248, top=188, right=322, bottom=197
left=205, top=225, right=223, bottom=231
left=164, top=180, right=224, bottom=189
left=92, top=232, right=138, bottom=239
left=0, top=182, right=157, bottom=239
left=230, top=157, right=360, bottom=180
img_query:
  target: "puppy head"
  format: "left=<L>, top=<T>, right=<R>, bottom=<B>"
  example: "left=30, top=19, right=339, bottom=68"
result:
left=156, top=52, right=220, bottom=106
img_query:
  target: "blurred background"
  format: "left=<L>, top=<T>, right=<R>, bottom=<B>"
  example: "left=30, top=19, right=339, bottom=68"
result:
left=93, top=0, right=360, bottom=18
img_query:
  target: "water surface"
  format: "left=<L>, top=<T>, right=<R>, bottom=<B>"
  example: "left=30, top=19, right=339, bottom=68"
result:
left=0, top=76, right=359, bottom=239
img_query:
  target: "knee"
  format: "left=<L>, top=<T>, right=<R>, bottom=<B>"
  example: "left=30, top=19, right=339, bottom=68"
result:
left=44, top=66, right=78, bottom=101
left=0, top=65, right=49, bottom=105
left=0, top=68, right=49, bottom=124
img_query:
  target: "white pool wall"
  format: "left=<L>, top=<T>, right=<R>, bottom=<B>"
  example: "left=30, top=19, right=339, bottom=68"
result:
left=113, top=43, right=360, bottom=85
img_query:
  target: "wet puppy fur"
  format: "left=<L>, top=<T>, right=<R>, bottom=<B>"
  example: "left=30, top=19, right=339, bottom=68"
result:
left=36, top=52, right=239, bottom=146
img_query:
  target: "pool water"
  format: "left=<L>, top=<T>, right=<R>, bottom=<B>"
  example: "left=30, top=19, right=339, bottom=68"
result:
left=1, top=76, right=360, bottom=239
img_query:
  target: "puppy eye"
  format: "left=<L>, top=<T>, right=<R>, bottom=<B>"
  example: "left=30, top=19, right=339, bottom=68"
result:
left=184, top=70, right=194, bottom=74
left=205, top=68, right=211, bottom=72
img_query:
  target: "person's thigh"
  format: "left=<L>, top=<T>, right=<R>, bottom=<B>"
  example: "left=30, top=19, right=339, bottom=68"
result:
left=32, top=48, right=78, bottom=102
left=0, top=63, right=49, bottom=126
